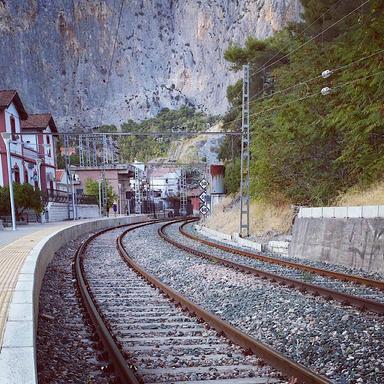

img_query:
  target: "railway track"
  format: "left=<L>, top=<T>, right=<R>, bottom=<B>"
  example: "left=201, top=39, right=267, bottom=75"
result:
left=75, top=220, right=330, bottom=384
left=179, top=220, right=384, bottom=290
left=158, top=220, right=384, bottom=315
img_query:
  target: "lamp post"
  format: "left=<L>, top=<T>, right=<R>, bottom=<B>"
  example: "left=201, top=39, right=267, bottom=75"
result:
left=35, top=158, right=43, bottom=223
left=98, top=178, right=102, bottom=216
left=1, top=132, right=16, bottom=231
left=70, top=172, right=76, bottom=220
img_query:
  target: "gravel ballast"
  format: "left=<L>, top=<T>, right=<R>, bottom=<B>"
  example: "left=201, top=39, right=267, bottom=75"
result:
left=187, top=223, right=384, bottom=281
left=83, top=227, right=288, bottom=383
left=36, top=233, right=115, bottom=384
left=123, top=222, right=384, bottom=384
left=165, top=222, right=384, bottom=303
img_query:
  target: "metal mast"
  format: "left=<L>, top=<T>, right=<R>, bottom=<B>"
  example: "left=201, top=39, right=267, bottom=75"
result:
left=179, top=168, right=187, bottom=216
left=101, top=134, right=108, bottom=215
left=85, top=135, right=91, bottom=166
left=79, top=135, right=84, bottom=166
left=92, top=136, right=97, bottom=166
left=134, top=166, right=142, bottom=214
left=240, top=64, right=250, bottom=237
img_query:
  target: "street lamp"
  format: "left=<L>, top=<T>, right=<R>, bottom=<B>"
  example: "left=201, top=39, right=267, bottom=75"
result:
left=1, top=132, right=16, bottom=231
left=70, top=171, right=77, bottom=220
left=98, top=178, right=102, bottom=216
left=35, top=158, right=44, bottom=224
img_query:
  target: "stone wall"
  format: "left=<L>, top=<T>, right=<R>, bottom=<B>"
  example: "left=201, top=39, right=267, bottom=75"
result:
left=290, top=217, right=384, bottom=273
left=46, top=202, right=99, bottom=222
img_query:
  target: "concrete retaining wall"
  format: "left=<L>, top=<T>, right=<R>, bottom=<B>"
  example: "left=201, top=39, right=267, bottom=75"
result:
left=266, top=240, right=290, bottom=256
left=290, top=217, right=384, bottom=273
left=0, top=215, right=148, bottom=384
left=196, top=225, right=264, bottom=252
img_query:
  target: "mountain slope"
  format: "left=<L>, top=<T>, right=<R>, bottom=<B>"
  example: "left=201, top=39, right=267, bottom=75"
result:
left=0, top=0, right=301, bottom=130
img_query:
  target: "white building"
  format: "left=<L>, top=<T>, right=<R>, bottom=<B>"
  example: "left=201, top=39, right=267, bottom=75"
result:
left=0, top=90, right=58, bottom=193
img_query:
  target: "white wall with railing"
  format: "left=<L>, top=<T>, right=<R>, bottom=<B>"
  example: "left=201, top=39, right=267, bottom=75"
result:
left=298, top=205, right=384, bottom=219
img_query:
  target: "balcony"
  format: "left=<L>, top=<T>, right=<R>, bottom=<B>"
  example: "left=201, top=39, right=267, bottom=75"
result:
left=23, top=146, right=40, bottom=161
left=42, top=189, right=98, bottom=205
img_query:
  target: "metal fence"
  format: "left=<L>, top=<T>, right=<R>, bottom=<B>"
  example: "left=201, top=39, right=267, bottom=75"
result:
left=43, top=189, right=98, bottom=205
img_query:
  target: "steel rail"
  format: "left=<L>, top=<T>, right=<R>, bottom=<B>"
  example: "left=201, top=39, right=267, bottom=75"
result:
left=75, top=226, right=140, bottom=383
left=117, top=223, right=330, bottom=384
left=74, top=217, right=189, bottom=383
left=159, top=221, right=384, bottom=315
left=179, top=221, right=384, bottom=291
left=74, top=219, right=179, bottom=384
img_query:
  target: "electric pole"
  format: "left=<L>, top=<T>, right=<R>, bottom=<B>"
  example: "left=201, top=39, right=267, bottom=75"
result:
left=240, top=64, right=250, bottom=237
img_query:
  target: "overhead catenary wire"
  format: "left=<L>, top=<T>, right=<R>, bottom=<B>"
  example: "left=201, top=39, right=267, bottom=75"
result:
left=19, top=67, right=384, bottom=139
left=249, top=0, right=371, bottom=79
left=248, top=0, right=346, bottom=74
left=221, top=68, right=384, bottom=129
left=8, top=68, right=383, bottom=140
left=226, top=0, right=371, bottom=109
left=228, top=47, right=384, bottom=114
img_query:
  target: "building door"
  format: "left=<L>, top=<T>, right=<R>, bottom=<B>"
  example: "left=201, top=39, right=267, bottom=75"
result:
left=14, top=165, right=20, bottom=183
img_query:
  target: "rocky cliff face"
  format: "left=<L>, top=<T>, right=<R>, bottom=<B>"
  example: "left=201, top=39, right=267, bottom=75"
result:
left=0, top=0, right=301, bottom=130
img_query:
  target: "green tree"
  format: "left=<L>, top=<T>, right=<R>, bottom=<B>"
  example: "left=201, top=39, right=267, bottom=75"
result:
left=220, top=1, right=384, bottom=206
left=0, top=183, right=43, bottom=219
left=84, top=178, right=116, bottom=211
left=224, top=159, right=241, bottom=195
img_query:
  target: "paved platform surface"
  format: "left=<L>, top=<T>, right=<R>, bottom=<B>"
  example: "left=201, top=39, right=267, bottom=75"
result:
left=0, top=220, right=90, bottom=348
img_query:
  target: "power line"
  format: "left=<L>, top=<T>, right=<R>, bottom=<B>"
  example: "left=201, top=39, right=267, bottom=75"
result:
left=227, top=0, right=371, bottom=108
left=250, top=0, right=370, bottom=79
left=30, top=130, right=242, bottom=137
left=249, top=0, right=346, bottom=73
left=228, top=47, right=384, bottom=114
left=221, top=69, right=384, bottom=128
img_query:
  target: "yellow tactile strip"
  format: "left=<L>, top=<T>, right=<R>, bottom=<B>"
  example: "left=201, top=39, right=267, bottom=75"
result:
left=0, top=224, right=74, bottom=347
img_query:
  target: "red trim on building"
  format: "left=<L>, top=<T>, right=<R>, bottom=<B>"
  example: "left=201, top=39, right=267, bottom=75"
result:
left=0, top=90, right=58, bottom=189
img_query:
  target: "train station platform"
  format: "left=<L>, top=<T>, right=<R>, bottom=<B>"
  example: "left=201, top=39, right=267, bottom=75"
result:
left=0, top=215, right=148, bottom=384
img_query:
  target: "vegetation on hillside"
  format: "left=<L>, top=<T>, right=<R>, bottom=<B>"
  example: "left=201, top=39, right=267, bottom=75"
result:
left=98, top=107, right=216, bottom=163
left=220, top=0, right=384, bottom=206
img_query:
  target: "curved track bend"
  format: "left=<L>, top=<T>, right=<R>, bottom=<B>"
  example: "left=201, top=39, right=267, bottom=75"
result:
left=74, top=219, right=330, bottom=384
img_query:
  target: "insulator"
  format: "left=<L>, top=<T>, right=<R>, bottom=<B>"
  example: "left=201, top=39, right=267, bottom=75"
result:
left=321, top=87, right=332, bottom=96
left=321, top=69, right=333, bottom=79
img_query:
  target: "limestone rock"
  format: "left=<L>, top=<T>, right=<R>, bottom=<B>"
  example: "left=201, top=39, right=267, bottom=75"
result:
left=0, top=0, right=301, bottom=130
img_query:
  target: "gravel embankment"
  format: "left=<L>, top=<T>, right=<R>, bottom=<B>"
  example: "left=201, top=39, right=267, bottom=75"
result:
left=187, top=223, right=384, bottom=282
left=123, top=222, right=384, bottom=384
left=164, top=222, right=384, bottom=303
left=36, top=233, right=114, bottom=384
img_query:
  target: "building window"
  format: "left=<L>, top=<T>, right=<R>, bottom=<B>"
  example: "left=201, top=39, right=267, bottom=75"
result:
left=14, top=165, right=20, bottom=183
left=24, top=170, right=29, bottom=184
left=10, top=116, right=17, bottom=141
left=46, top=135, right=50, bottom=145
